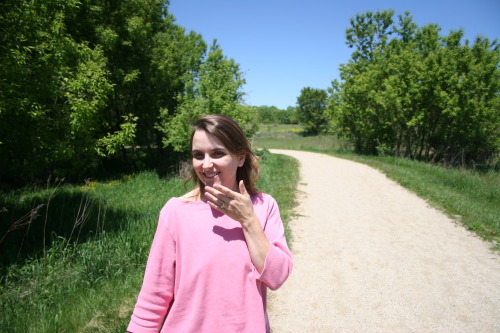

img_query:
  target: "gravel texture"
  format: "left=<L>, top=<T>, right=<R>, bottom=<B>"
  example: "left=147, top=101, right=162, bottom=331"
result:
left=267, top=149, right=499, bottom=333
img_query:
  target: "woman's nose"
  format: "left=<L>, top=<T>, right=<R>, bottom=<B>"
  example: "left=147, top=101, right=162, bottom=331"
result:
left=202, top=155, right=213, bottom=169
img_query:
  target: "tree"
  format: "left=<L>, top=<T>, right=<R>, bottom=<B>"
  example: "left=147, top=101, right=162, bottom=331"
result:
left=159, top=41, right=258, bottom=153
left=274, top=106, right=298, bottom=124
left=0, top=0, right=113, bottom=182
left=257, top=105, right=280, bottom=124
left=345, top=9, right=394, bottom=63
left=296, top=87, right=328, bottom=135
left=327, top=10, right=499, bottom=166
left=64, top=0, right=207, bottom=159
left=0, top=0, right=234, bottom=184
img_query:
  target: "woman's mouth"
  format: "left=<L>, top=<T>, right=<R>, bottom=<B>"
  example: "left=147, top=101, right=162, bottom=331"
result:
left=204, top=172, right=220, bottom=179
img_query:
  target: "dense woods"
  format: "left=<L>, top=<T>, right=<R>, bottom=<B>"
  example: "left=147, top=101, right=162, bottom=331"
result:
left=0, top=0, right=257, bottom=185
left=316, top=10, right=498, bottom=167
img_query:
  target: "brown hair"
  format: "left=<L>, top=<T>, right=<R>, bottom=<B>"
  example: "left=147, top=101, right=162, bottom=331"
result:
left=187, top=114, right=260, bottom=196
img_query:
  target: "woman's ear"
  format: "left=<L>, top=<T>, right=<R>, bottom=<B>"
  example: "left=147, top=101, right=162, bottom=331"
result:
left=238, top=155, right=246, bottom=167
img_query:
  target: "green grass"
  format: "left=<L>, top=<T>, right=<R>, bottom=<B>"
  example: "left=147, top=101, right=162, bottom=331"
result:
left=254, top=124, right=500, bottom=250
left=253, top=124, right=348, bottom=152
left=1, top=172, right=185, bottom=332
left=256, top=149, right=300, bottom=244
left=0, top=152, right=300, bottom=332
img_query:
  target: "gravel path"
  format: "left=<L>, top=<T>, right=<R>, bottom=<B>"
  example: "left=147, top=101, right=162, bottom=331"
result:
left=267, top=149, right=499, bottom=333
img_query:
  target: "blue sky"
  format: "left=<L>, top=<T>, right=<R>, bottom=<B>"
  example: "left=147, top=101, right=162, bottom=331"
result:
left=169, top=0, right=499, bottom=109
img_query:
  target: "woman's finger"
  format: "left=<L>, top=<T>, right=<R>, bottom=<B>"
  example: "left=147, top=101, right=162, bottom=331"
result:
left=211, top=184, right=238, bottom=199
left=239, top=180, right=249, bottom=197
left=204, top=186, right=224, bottom=199
left=204, top=187, right=231, bottom=210
left=204, top=189, right=225, bottom=203
left=207, top=200, right=225, bottom=212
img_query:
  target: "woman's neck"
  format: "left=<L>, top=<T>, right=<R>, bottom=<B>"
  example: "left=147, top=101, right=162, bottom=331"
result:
left=180, top=188, right=202, bottom=201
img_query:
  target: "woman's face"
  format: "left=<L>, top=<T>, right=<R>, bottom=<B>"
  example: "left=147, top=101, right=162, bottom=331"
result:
left=192, top=130, right=245, bottom=192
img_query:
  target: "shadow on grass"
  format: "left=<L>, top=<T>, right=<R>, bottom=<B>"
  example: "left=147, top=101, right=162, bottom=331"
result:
left=0, top=146, right=187, bottom=266
left=0, top=186, right=136, bottom=268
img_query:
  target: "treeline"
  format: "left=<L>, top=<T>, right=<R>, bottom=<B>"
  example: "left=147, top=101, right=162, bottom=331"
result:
left=0, top=0, right=257, bottom=185
left=256, top=105, right=298, bottom=125
left=2, top=5, right=497, bottom=185
left=297, top=10, right=499, bottom=167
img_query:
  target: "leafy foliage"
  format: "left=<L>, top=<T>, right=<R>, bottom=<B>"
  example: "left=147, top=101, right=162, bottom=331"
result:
left=159, top=42, right=258, bottom=152
left=327, top=10, right=500, bottom=167
left=0, top=0, right=257, bottom=185
left=0, top=0, right=113, bottom=181
left=96, top=114, right=139, bottom=157
left=257, top=105, right=298, bottom=124
left=297, top=87, right=328, bottom=135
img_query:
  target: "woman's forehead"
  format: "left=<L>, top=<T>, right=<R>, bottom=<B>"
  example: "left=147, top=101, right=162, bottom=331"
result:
left=192, top=130, right=226, bottom=150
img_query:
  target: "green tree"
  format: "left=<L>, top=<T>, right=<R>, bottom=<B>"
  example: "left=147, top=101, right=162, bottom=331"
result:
left=297, top=87, right=328, bottom=135
left=345, top=9, right=394, bottom=62
left=275, top=106, right=298, bottom=124
left=328, top=10, right=499, bottom=166
left=257, top=105, right=280, bottom=124
left=159, top=41, right=258, bottom=153
left=284, top=106, right=299, bottom=124
left=64, top=0, right=206, bottom=159
left=0, top=0, right=113, bottom=182
left=0, top=0, right=214, bottom=183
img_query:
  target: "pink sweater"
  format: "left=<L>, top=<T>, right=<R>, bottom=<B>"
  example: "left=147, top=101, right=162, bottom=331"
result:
left=128, top=193, right=293, bottom=332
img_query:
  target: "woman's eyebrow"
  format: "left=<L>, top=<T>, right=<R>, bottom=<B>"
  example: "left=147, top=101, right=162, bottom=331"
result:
left=191, top=147, right=226, bottom=153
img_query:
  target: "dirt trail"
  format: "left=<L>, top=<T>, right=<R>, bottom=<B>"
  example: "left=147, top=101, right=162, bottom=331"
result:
left=267, top=149, right=499, bottom=333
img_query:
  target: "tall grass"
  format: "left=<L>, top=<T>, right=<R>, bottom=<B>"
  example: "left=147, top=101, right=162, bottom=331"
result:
left=0, top=152, right=299, bottom=332
left=254, top=124, right=500, bottom=250
left=1, top=173, right=185, bottom=332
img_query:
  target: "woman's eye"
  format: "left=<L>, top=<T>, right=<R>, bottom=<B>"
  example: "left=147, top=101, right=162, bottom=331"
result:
left=192, top=153, right=203, bottom=160
left=212, top=151, right=225, bottom=158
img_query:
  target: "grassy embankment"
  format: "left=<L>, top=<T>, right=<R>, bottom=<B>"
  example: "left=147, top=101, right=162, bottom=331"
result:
left=254, top=124, right=500, bottom=250
left=0, top=151, right=299, bottom=332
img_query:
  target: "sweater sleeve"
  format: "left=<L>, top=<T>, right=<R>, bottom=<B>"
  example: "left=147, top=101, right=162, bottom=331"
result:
left=128, top=205, right=176, bottom=332
left=255, top=195, right=293, bottom=290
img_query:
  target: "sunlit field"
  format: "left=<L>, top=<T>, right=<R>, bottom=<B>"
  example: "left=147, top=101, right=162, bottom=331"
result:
left=253, top=124, right=350, bottom=152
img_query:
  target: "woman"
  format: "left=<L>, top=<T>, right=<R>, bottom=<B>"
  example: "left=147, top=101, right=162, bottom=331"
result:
left=128, top=114, right=293, bottom=332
